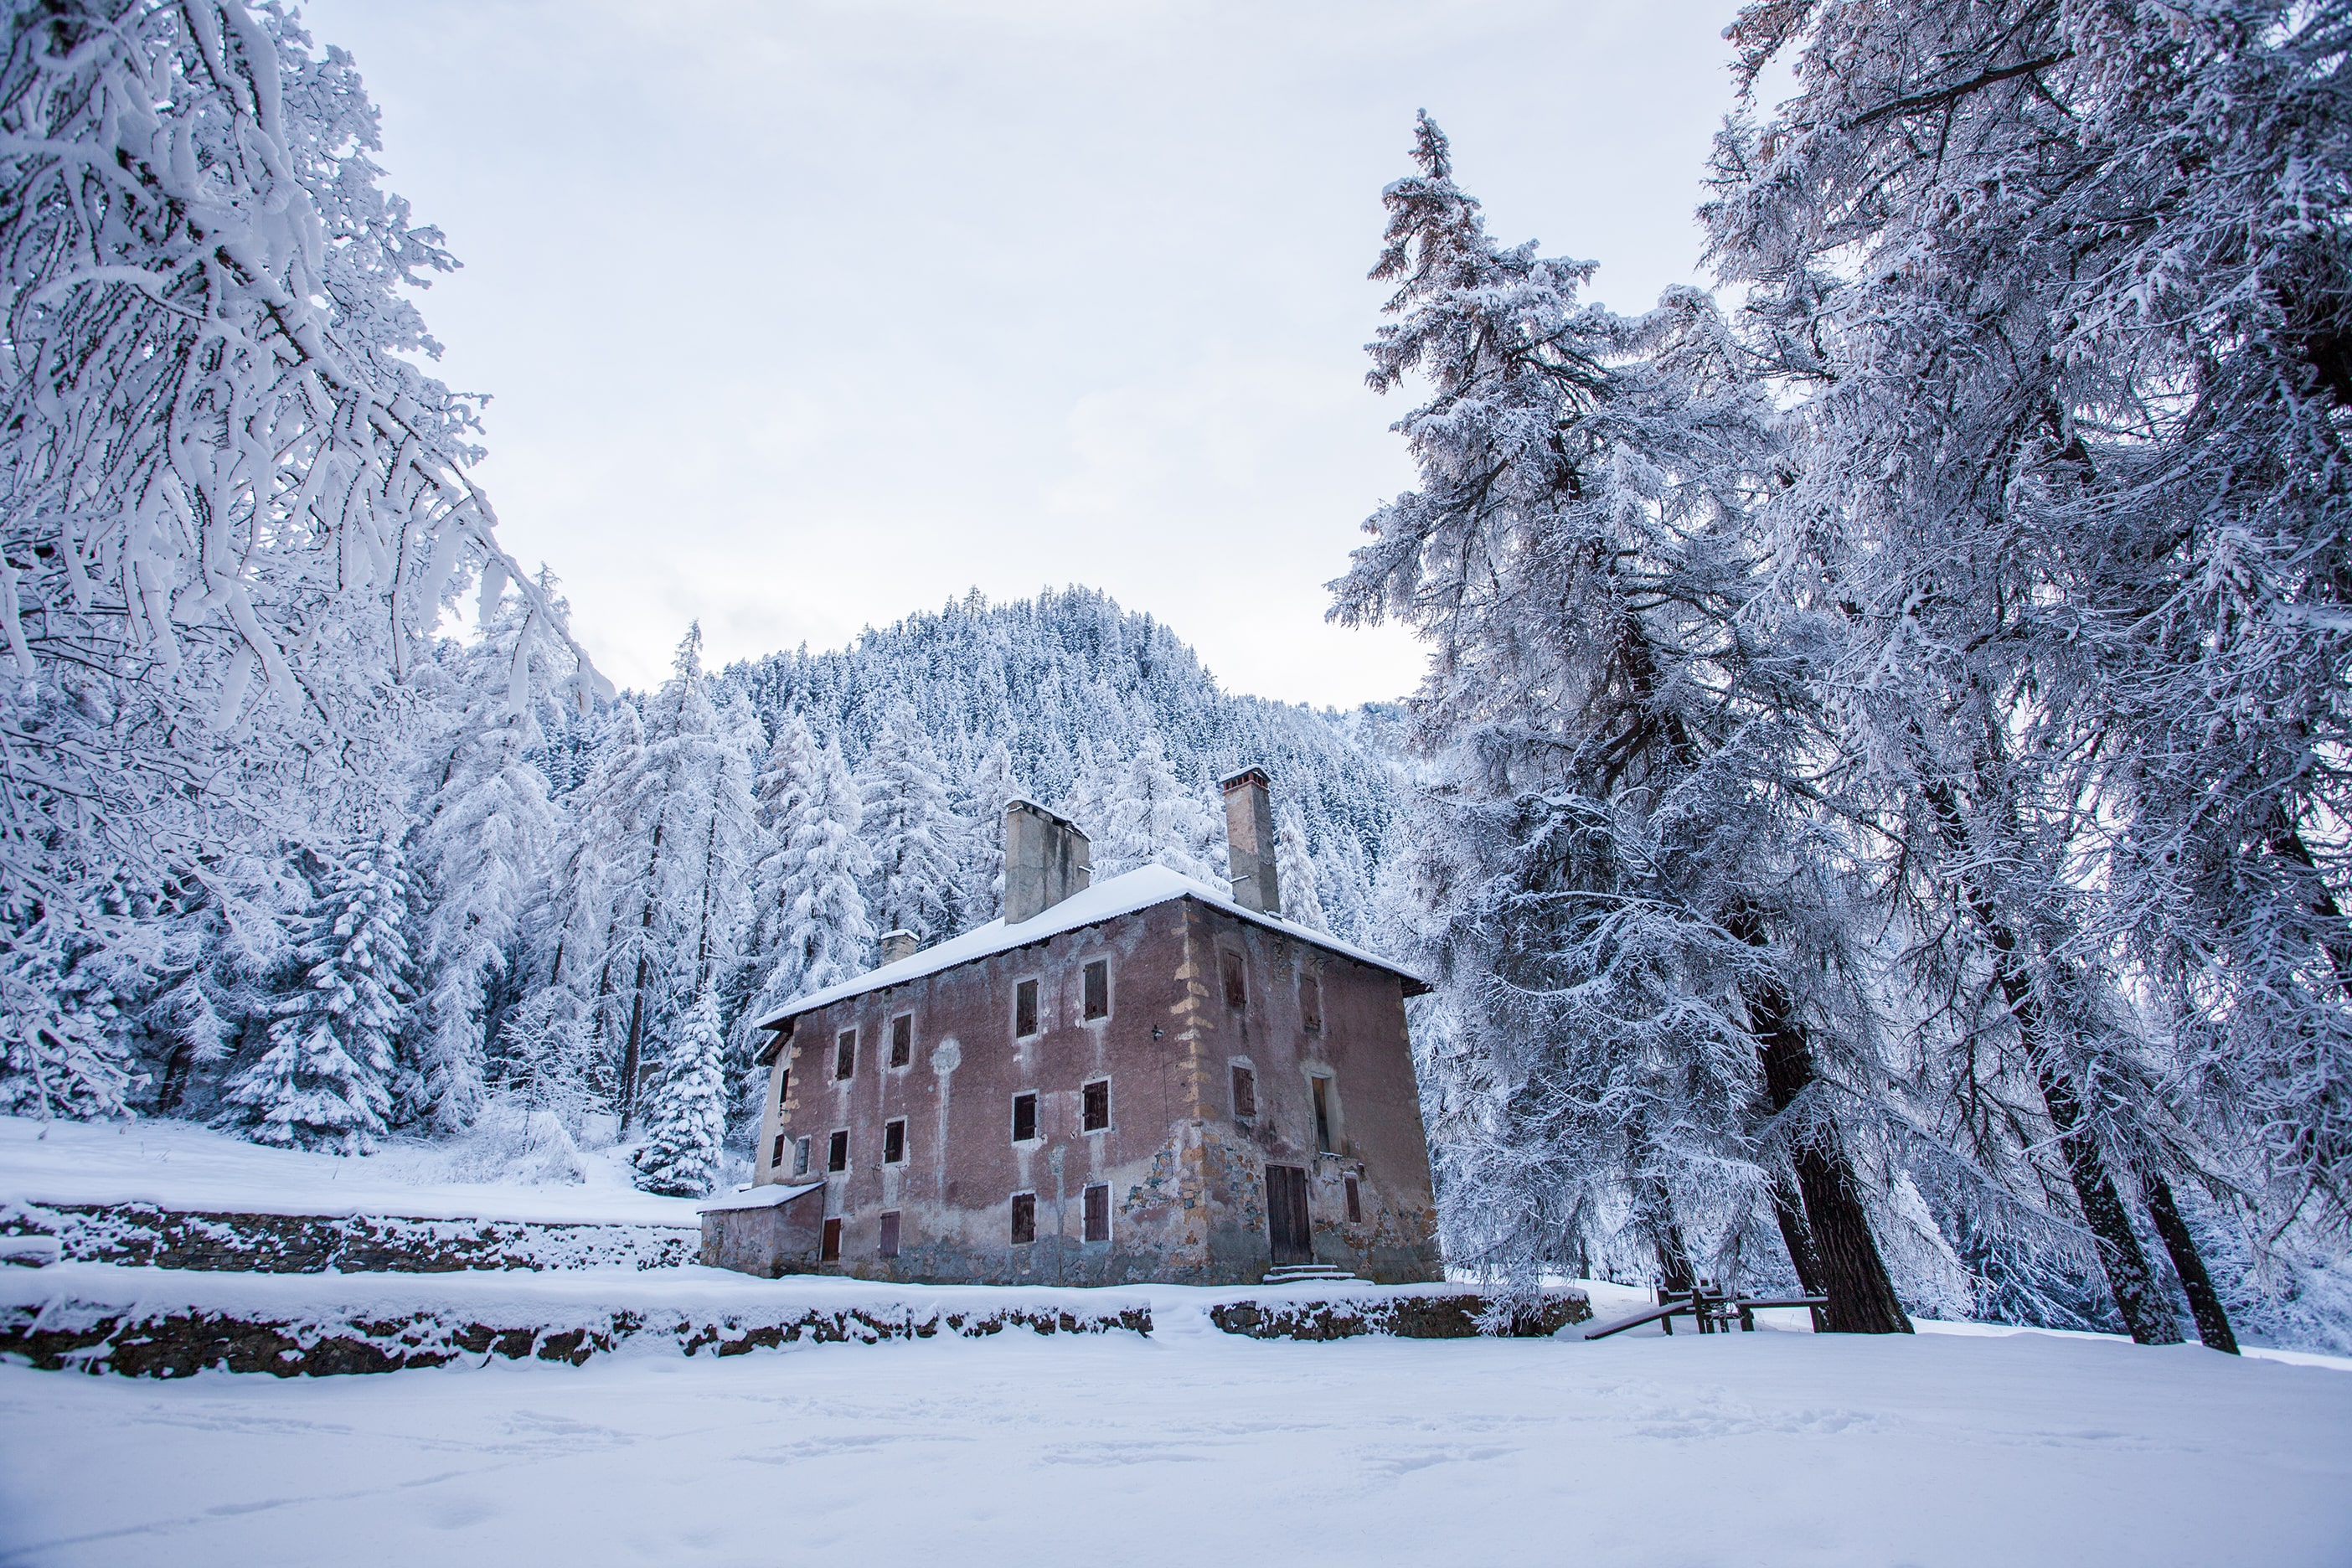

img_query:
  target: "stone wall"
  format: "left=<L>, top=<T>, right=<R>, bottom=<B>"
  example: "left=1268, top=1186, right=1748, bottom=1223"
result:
left=0, top=1201, right=695, bottom=1274
left=1, top=1293, right=1154, bottom=1379
left=1210, top=1289, right=1591, bottom=1341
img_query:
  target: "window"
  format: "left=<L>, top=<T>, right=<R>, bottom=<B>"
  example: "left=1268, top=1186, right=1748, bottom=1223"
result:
left=1014, top=977, right=1040, bottom=1038
left=1012, top=1091, right=1038, bottom=1143
left=1010, top=1193, right=1036, bottom=1245
left=828, top=1129, right=849, bottom=1172
left=1222, top=952, right=1247, bottom=1008
left=1082, top=1079, right=1110, bottom=1133
left=776, top=1068, right=792, bottom=1108
left=879, top=1211, right=901, bottom=1260
left=821, top=1218, right=843, bottom=1261
left=835, top=1029, right=856, bottom=1080
left=1082, top=960, right=1110, bottom=1021
left=884, top=1117, right=906, bottom=1164
left=1083, top=1183, right=1111, bottom=1243
left=771, top=1133, right=787, bottom=1168
left=1231, top=1065, right=1256, bottom=1118
left=793, top=1136, right=812, bottom=1177
left=890, top=1014, right=913, bottom=1068
left=1300, top=977, right=1323, bottom=1034
left=1313, top=1076, right=1334, bottom=1154
left=1344, top=1175, right=1363, bottom=1224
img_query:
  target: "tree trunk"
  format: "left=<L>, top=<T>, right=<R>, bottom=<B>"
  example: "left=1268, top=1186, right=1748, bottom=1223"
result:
left=1771, top=1171, right=1826, bottom=1297
left=1922, top=779, right=2186, bottom=1345
left=2141, top=1168, right=2239, bottom=1354
left=1657, top=1222, right=1697, bottom=1295
left=615, top=815, right=668, bottom=1132
left=1731, top=907, right=1912, bottom=1333
left=618, top=951, right=649, bottom=1131
left=1981, top=947, right=2184, bottom=1344
left=1750, top=1010, right=1914, bottom=1333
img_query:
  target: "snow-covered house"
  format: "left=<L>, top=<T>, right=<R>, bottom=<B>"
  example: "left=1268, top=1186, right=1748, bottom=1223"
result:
left=713, top=769, right=1442, bottom=1286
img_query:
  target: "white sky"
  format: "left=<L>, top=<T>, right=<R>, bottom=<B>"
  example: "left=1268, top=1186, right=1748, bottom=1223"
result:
left=296, top=0, right=1748, bottom=705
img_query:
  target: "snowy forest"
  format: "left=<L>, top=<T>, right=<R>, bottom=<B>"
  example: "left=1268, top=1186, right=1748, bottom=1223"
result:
left=4, top=0, right=2351, bottom=1354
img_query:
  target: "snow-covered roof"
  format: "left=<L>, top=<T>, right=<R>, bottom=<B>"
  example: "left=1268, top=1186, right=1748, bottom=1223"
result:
left=698, top=1181, right=823, bottom=1215
left=753, top=864, right=1426, bottom=1043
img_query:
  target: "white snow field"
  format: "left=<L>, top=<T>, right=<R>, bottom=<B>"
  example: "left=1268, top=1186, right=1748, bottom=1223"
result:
left=5, top=1114, right=2350, bottom=1565
left=0, top=1114, right=703, bottom=1226
left=1, top=1298, right=2348, bottom=1568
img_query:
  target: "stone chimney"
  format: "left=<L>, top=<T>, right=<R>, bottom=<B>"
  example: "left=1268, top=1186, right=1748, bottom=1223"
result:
left=877, top=929, right=921, bottom=965
left=1220, top=766, right=1282, bottom=915
left=1003, top=799, right=1091, bottom=925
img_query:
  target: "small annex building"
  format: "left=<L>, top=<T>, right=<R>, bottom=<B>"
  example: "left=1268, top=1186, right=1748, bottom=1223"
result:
left=702, top=768, right=1443, bottom=1287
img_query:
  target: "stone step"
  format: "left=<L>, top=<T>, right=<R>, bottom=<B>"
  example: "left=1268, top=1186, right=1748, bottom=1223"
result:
left=1261, top=1264, right=1359, bottom=1284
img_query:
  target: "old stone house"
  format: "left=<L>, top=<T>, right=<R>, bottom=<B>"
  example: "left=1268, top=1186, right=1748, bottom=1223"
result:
left=705, top=768, right=1442, bottom=1287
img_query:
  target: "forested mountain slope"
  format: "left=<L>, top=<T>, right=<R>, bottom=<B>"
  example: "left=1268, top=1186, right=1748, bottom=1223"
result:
left=715, top=587, right=1408, bottom=946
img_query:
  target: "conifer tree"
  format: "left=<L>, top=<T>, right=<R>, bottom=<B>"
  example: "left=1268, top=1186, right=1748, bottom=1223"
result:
left=410, top=589, right=564, bottom=1134
left=1277, top=800, right=1331, bottom=931
left=596, top=628, right=759, bottom=1124
left=1702, top=0, right=2263, bottom=1348
left=0, top=1, right=602, bottom=1119
left=1093, top=735, right=1223, bottom=883
left=218, top=838, right=410, bottom=1153
left=1333, top=113, right=1911, bottom=1328
left=959, top=740, right=1023, bottom=925
left=632, top=989, right=729, bottom=1197
left=744, top=731, right=875, bottom=1032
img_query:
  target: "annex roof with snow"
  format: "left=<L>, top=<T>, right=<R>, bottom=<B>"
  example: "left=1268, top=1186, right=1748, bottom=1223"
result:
left=715, top=771, right=1442, bottom=1291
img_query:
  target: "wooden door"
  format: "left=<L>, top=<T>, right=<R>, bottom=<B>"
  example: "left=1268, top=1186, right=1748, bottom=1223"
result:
left=1266, top=1164, right=1313, bottom=1266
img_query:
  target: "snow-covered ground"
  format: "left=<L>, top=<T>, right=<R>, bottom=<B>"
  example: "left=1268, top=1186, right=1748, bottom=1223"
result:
left=0, top=1116, right=701, bottom=1226
left=3, top=1304, right=2347, bottom=1567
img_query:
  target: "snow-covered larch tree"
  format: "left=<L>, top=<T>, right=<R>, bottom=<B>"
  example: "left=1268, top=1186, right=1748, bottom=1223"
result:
left=408, top=587, right=566, bottom=1134
left=1332, top=113, right=1911, bottom=1329
left=1701, top=0, right=2262, bottom=1349
left=0, top=1, right=603, bottom=1118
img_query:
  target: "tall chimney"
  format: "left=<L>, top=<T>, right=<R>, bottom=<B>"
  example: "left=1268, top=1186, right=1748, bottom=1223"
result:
left=1220, top=766, right=1282, bottom=915
left=877, top=929, right=921, bottom=965
left=1003, top=799, right=1091, bottom=924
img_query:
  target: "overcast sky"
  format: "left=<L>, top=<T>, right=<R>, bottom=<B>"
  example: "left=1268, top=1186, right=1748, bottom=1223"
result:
left=297, top=0, right=1749, bottom=706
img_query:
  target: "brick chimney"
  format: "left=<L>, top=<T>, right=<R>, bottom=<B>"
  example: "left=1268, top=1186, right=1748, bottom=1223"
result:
left=1003, top=799, right=1091, bottom=924
left=877, top=929, right=921, bottom=965
left=1220, top=766, right=1282, bottom=914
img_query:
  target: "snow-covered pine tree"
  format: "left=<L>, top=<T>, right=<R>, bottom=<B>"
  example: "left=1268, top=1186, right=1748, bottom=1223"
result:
left=1091, top=734, right=1223, bottom=883
left=857, top=703, right=967, bottom=941
left=216, top=838, right=410, bottom=1153
left=631, top=989, right=729, bottom=1197
left=743, top=731, right=876, bottom=1035
left=0, top=1, right=603, bottom=1119
left=1277, top=799, right=1330, bottom=931
left=1332, top=113, right=1911, bottom=1329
